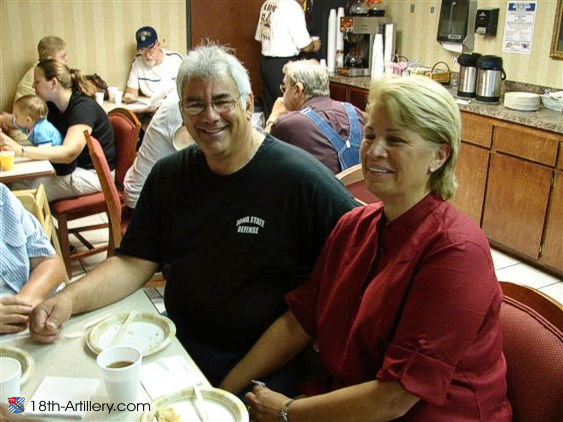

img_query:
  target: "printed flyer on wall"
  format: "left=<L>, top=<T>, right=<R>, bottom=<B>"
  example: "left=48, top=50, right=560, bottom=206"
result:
left=502, top=1, right=537, bottom=54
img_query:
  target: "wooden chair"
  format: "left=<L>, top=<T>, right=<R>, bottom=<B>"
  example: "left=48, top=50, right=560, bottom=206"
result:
left=335, top=164, right=381, bottom=205
left=50, top=109, right=141, bottom=277
left=107, top=107, right=141, bottom=194
left=12, top=184, right=69, bottom=284
left=499, top=281, right=563, bottom=421
left=85, top=131, right=165, bottom=287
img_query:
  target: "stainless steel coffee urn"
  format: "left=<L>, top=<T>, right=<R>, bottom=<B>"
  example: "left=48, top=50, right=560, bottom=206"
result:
left=457, top=53, right=481, bottom=97
left=475, top=55, right=506, bottom=103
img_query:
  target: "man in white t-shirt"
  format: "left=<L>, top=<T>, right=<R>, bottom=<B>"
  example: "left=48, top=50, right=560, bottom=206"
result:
left=255, top=0, right=320, bottom=119
left=123, top=26, right=183, bottom=107
left=123, top=94, right=194, bottom=209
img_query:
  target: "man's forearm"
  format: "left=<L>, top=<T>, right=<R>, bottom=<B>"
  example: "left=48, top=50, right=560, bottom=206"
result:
left=60, top=255, right=158, bottom=315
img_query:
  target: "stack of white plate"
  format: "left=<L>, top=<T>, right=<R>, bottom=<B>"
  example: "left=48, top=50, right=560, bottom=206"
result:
left=503, top=92, right=540, bottom=111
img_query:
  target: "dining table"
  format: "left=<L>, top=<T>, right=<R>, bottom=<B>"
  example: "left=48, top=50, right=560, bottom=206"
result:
left=0, top=289, right=246, bottom=421
left=0, top=156, right=55, bottom=184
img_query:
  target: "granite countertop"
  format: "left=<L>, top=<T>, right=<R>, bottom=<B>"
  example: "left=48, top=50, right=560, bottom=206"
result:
left=329, top=74, right=563, bottom=135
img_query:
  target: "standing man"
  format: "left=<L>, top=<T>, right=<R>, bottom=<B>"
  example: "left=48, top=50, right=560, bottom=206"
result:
left=123, top=26, right=183, bottom=106
left=266, top=60, right=364, bottom=174
left=255, top=0, right=321, bottom=119
left=29, top=44, right=358, bottom=395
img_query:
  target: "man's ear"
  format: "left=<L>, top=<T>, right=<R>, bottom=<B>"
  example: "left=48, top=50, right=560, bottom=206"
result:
left=245, top=93, right=254, bottom=120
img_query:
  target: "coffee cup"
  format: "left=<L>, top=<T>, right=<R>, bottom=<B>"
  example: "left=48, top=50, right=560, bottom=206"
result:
left=107, top=86, right=119, bottom=103
left=97, top=346, right=141, bottom=405
left=95, top=92, right=105, bottom=107
left=0, top=150, right=15, bottom=171
left=114, top=90, right=123, bottom=106
left=0, top=357, right=21, bottom=404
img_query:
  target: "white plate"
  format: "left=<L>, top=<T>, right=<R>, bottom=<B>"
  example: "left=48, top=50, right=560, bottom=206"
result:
left=86, top=312, right=176, bottom=357
left=139, top=387, right=249, bottom=422
left=0, top=345, right=34, bottom=385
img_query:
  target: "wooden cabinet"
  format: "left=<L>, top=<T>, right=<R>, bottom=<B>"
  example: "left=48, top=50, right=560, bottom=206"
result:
left=329, top=82, right=348, bottom=102
left=451, top=142, right=489, bottom=225
left=329, top=82, right=368, bottom=110
left=482, top=153, right=553, bottom=258
left=349, top=87, right=369, bottom=111
left=481, top=123, right=561, bottom=272
left=542, top=169, right=563, bottom=270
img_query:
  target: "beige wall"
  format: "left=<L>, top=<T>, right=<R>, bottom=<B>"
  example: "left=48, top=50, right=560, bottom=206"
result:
left=387, top=0, right=562, bottom=89
left=1, top=0, right=187, bottom=112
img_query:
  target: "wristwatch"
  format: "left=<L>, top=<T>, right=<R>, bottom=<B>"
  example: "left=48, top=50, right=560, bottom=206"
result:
left=277, top=399, right=294, bottom=422
left=20, top=146, right=26, bottom=157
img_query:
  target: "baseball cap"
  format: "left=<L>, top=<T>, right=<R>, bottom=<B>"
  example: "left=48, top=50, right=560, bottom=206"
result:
left=136, top=26, right=158, bottom=49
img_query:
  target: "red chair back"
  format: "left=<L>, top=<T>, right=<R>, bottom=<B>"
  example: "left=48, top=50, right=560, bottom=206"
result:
left=108, top=108, right=141, bottom=191
left=335, top=164, right=381, bottom=205
left=499, top=281, right=563, bottom=421
left=84, top=131, right=123, bottom=250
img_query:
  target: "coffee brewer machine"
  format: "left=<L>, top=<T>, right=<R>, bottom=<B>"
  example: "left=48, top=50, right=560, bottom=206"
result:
left=338, top=16, right=390, bottom=76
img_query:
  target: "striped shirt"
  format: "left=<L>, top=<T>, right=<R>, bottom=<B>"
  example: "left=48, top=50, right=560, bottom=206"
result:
left=0, top=183, right=55, bottom=295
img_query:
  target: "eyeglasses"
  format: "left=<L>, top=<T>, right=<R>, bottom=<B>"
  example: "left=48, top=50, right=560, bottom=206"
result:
left=181, top=96, right=241, bottom=116
left=279, top=84, right=288, bottom=94
left=139, top=43, right=158, bottom=55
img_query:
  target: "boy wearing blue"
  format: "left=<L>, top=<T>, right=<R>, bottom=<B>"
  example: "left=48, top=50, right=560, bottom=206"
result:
left=12, top=95, right=62, bottom=147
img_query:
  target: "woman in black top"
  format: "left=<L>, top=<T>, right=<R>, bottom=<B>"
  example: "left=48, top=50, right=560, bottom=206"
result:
left=1, top=60, right=115, bottom=201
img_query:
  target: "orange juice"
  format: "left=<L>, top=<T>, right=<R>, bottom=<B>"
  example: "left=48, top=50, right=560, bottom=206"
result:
left=0, top=151, right=15, bottom=171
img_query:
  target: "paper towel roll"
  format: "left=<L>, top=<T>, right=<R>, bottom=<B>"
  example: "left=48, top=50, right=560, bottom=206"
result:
left=384, top=24, right=394, bottom=63
left=336, top=7, right=345, bottom=51
left=371, top=34, right=384, bottom=78
left=441, top=42, right=463, bottom=53
left=327, top=9, right=337, bottom=73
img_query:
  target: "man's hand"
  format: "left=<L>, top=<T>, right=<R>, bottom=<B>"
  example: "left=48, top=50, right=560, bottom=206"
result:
left=29, top=295, right=73, bottom=343
left=0, top=296, right=32, bottom=334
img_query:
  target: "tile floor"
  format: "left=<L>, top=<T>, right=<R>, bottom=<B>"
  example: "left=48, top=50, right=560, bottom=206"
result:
left=66, top=213, right=563, bottom=311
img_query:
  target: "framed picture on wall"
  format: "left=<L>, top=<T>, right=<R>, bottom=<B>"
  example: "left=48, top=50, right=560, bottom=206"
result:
left=550, top=0, right=563, bottom=59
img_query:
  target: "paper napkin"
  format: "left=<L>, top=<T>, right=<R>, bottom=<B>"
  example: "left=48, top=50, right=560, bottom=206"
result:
left=25, top=376, right=100, bottom=419
left=140, top=355, right=207, bottom=399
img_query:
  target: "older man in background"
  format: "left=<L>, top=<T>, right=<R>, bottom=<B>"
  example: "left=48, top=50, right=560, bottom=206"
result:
left=255, top=0, right=321, bottom=119
left=123, top=94, right=194, bottom=209
left=123, top=26, right=183, bottom=107
left=266, top=59, right=364, bottom=174
left=29, top=44, right=357, bottom=396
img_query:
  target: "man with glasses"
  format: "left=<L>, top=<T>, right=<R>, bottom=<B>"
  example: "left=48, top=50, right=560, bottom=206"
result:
left=29, top=44, right=358, bottom=398
left=266, top=59, right=364, bottom=174
left=123, top=26, right=183, bottom=106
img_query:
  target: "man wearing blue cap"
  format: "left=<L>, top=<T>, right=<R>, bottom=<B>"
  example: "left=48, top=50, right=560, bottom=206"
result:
left=123, top=26, right=183, bottom=106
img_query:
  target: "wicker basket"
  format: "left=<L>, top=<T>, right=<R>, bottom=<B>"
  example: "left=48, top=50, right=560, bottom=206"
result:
left=425, top=61, right=451, bottom=84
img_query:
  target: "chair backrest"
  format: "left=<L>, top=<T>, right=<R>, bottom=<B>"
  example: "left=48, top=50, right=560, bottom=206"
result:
left=12, top=184, right=69, bottom=284
left=84, top=130, right=123, bottom=250
left=335, top=164, right=381, bottom=205
left=108, top=107, right=141, bottom=191
left=499, top=281, right=563, bottom=422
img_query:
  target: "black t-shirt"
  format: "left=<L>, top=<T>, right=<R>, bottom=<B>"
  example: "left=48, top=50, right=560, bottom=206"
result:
left=47, top=93, right=115, bottom=176
left=117, top=135, right=358, bottom=352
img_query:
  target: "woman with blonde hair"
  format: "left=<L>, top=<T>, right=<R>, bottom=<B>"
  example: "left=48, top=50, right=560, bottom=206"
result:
left=1, top=59, right=115, bottom=201
left=220, top=75, right=512, bottom=421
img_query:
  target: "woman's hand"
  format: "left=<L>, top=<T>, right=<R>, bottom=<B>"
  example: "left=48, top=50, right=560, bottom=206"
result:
left=0, top=131, right=22, bottom=155
left=245, top=385, right=290, bottom=422
left=0, top=296, right=33, bottom=333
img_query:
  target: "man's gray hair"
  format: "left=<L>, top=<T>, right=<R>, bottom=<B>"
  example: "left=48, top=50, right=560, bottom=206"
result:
left=283, top=60, right=330, bottom=98
left=176, top=42, right=251, bottom=108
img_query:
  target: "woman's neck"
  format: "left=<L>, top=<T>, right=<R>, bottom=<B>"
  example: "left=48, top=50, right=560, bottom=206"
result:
left=52, top=89, right=73, bottom=112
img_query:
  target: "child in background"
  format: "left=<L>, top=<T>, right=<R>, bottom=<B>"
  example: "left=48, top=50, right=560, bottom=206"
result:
left=11, top=95, right=62, bottom=147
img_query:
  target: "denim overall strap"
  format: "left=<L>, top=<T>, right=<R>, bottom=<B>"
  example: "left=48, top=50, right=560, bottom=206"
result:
left=301, top=102, right=361, bottom=170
